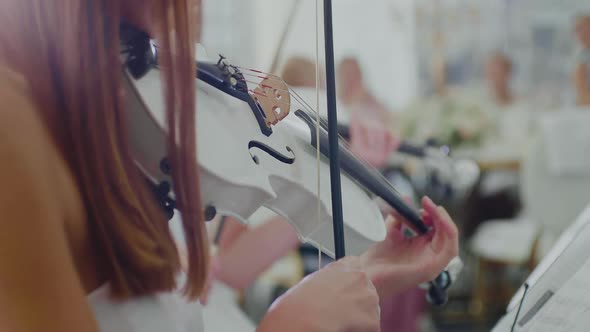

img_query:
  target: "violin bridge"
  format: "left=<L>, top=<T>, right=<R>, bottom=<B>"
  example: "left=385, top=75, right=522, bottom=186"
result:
left=251, top=77, right=291, bottom=127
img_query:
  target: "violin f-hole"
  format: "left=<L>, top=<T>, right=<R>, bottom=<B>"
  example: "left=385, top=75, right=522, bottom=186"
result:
left=248, top=141, right=295, bottom=165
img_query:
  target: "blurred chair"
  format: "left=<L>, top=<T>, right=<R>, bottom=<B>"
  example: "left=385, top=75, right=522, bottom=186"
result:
left=469, top=111, right=590, bottom=321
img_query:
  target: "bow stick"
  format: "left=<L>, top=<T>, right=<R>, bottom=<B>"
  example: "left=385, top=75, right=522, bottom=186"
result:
left=322, top=0, right=346, bottom=259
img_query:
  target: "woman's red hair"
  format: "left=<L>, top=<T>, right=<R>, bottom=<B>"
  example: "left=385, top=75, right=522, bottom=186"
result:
left=0, top=0, right=208, bottom=299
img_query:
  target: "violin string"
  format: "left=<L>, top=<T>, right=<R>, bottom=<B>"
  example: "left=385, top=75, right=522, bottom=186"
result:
left=291, top=104, right=404, bottom=197
left=242, top=80, right=292, bottom=108
left=243, top=75, right=401, bottom=198
left=238, top=62, right=404, bottom=203
left=242, top=76, right=326, bottom=121
left=241, top=9, right=330, bottom=268
left=315, top=0, right=323, bottom=270
left=243, top=79, right=319, bottom=124
left=247, top=90, right=292, bottom=109
left=253, top=85, right=345, bottom=155
left=243, top=65, right=347, bottom=265
left=236, top=66, right=283, bottom=80
left=282, top=87, right=402, bottom=196
left=242, top=75, right=302, bottom=104
left=179, top=42, right=407, bottom=257
left=243, top=77, right=322, bottom=122
left=240, top=71, right=282, bottom=82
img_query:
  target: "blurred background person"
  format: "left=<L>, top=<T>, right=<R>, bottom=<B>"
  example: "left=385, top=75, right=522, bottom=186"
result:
left=573, top=14, right=590, bottom=106
left=484, top=52, right=514, bottom=108
left=282, top=55, right=400, bottom=168
left=337, top=57, right=401, bottom=169
left=461, top=52, right=532, bottom=237
left=281, top=56, right=323, bottom=89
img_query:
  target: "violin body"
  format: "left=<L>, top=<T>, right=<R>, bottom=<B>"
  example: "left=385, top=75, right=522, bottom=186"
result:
left=124, top=60, right=386, bottom=257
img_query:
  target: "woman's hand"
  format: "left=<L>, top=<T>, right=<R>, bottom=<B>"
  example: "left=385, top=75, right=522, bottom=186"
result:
left=361, top=197, right=459, bottom=299
left=258, top=256, right=380, bottom=332
left=349, top=110, right=400, bottom=169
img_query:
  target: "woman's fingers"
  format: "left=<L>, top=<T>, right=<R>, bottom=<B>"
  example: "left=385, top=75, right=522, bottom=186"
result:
left=421, top=197, right=458, bottom=256
left=420, top=209, right=433, bottom=228
left=430, top=214, right=446, bottom=254
left=421, top=196, right=439, bottom=217
left=422, top=197, right=448, bottom=236
left=437, top=206, right=460, bottom=258
left=385, top=215, right=405, bottom=243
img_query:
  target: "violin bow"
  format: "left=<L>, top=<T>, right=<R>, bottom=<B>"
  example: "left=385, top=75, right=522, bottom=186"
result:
left=263, top=0, right=345, bottom=258
left=321, top=0, right=346, bottom=259
left=268, top=0, right=302, bottom=74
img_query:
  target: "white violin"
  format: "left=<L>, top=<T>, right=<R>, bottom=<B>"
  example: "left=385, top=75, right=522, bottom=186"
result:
left=120, top=22, right=458, bottom=305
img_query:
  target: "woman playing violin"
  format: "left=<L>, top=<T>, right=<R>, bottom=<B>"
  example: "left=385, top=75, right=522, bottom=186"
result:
left=0, top=1, right=458, bottom=331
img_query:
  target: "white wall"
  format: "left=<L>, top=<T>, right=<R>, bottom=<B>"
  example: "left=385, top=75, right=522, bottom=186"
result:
left=200, top=0, right=418, bottom=110
left=253, top=0, right=418, bottom=109
left=199, top=0, right=590, bottom=111
left=200, top=0, right=256, bottom=65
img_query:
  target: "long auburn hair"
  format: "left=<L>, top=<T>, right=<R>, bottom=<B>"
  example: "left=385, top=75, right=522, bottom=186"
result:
left=0, top=0, right=208, bottom=299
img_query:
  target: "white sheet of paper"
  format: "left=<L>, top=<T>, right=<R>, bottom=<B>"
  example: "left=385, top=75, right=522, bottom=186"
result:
left=493, top=204, right=590, bottom=331
left=519, top=257, right=590, bottom=331
left=507, top=205, right=590, bottom=312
